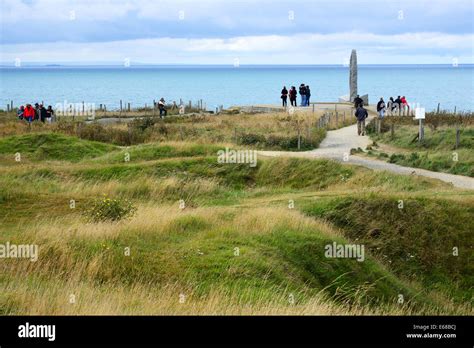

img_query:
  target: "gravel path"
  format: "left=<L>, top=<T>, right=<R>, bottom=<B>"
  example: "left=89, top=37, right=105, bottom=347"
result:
left=258, top=117, right=474, bottom=190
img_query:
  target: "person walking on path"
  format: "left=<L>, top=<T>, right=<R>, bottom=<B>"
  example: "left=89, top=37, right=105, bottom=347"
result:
left=305, top=85, right=311, bottom=106
left=353, top=95, right=363, bottom=108
left=24, top=104, right=35, bottom=123
left=17, top=106, right=24, bottom=120
left=158, top=98, right=167, bottom=118
left=376, top=97, right=386, bottom=118
left=39, top=104, right=48, bottom=123
left=281, top=86, right=288, bottom=107
left=355, top=104, right=369, bottom=136
left=34, top=103, right=40, bottom=121
left=289, top=86, right=297, bottom=107
left=299, top=84, right=306, bottom=106
left=46, top=105, right=54, bottom=123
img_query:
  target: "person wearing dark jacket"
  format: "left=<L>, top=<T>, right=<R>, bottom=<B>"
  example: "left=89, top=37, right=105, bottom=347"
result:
left=281, top=86, right=288, bottom=107
left=17, top=106, right=24, bottom=120
left=353, top=95, right=363, bottom=108
left=39, top=104, right=48, bottom=123
left=34, top=103, right=40, bottom=121
left=355, top=105, right=368, bottom=136
left=46, top=105, right=54, bottom=123
left=289, top=86, right=297, bottom=107
left=158, top=98, right=167, bottom=118
left=394, top=96, right=402, bottom=114
left=376, top=97, right=386, bottom=118
left=305, top=85, right=311, bottom=106
left=299, top=84, right=306, bottom=106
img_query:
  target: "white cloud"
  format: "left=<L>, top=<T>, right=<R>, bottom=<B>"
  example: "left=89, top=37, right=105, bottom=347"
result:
left=4, top=31, right=472, bottom=64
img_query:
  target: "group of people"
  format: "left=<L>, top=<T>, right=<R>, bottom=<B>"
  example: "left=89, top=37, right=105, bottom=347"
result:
left=376, top=95, right=410, bottom=118
left=353, top=94, right=411, bottom=136
left=280, top=84, right=311, bottom=107
left=17, top=103, right=55, bottom=123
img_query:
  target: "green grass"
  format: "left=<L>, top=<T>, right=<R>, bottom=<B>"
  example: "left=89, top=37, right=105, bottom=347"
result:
left=369, top=124, right=474, bottom=177
left=0, top=132, right=471, bottom=314
left=0, top=133, right=118, bottom=162
left=301, top=195, right=474, bottom=302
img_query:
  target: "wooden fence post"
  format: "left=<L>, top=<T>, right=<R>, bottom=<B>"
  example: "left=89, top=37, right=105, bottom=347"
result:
left=455, top=124, right=460, bottom=149
left=418, top=119, right=424, bottom=143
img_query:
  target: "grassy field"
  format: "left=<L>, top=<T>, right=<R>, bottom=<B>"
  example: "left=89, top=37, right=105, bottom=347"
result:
left=0, top=115, right=472, bottom=315
left=365, top=120, right=474, bottom=177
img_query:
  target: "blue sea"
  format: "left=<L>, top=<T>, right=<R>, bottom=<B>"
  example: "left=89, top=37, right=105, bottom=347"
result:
left=1, top=65, right=473, bottom=112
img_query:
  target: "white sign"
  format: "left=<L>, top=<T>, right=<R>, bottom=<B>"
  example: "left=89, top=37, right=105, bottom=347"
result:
left=415, top=107, right=425, bottom=119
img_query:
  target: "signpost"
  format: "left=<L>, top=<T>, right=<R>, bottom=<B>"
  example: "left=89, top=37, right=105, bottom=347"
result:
left=415, top=107, right=425, bottom=143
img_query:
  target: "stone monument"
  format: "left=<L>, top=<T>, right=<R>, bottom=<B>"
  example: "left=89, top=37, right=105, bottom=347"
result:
left=349, top=49, right=357, bottom=102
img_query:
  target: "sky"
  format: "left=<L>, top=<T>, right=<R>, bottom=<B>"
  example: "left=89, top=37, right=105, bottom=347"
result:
left=0, top=0, right=473, bottom=65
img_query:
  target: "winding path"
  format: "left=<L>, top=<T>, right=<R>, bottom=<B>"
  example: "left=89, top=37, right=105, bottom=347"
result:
left=258, top=116, right=474, bottom=190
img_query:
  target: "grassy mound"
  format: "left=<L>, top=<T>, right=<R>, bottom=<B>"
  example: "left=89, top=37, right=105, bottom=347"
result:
left=1, top=206, right=440, bottom=314
left=0, top=134, right=470, bottom=315
left=0, top=133, right=117, bottom=162
left=301, top=195, right=474, bottom=301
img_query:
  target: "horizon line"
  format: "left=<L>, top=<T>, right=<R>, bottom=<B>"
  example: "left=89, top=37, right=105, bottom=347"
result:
left=1, top=63, right=473, bottom=67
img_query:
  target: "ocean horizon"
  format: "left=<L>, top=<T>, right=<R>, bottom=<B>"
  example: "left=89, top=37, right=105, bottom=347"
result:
left=2, top=64, right=473, bottom=112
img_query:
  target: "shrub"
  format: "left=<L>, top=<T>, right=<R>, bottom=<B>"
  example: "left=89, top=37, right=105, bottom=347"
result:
left=238, top=133, right=266, bottom=146
left=84, top=195, right=137, bottom=222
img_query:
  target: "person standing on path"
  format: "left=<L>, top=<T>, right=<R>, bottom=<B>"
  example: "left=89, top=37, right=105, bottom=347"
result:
left=289, top=86, right=297, bottom=107
left=401, top=96, right=409, bottom=115
left=281, top=86, right=288, bottom=107
left=355, top=104, right=369, bottom=136
left=46, top=105, right=54, bottom=123
left=377, top=97, right=386, bottom=118
left=299, top=84, right=306, bottom=106
left=158, top=98, right=167, bottom=118
left=305, top=85, right=311, bottom=106
left=394, top=96, right=402, bottom=114
left=387, top=97, right=394, bottom=115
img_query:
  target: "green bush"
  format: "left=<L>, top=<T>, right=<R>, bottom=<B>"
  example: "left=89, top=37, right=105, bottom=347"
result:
left=238, top=133, right=266, bottom=146
left=84, top=195, right=137, bottom=222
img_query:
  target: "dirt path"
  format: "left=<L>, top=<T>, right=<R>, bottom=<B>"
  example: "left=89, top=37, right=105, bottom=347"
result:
left=258, top=116, right=474, bottom=190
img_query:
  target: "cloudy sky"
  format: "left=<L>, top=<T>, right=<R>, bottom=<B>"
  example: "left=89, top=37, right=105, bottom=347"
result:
left=1, top=0, right=473, bottom=65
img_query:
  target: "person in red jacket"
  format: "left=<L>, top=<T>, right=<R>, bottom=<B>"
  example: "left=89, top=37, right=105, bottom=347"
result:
left=401, top=96, right=409, bottom=115
left=23, top=104, right=35, bottom=123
